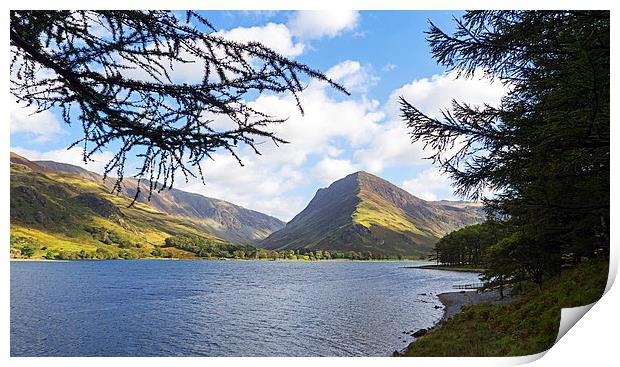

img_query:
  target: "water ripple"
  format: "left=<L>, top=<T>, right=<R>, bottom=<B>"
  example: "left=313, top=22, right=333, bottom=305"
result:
left=11, top=260, right=480, bottom=356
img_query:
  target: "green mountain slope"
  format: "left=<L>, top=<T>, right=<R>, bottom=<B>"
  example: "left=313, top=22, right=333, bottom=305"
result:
left=10, top=153, right=251, bottom=259
left=33, top=159, right=285, bottom=245
left=261, top=171, right=485, bottom=258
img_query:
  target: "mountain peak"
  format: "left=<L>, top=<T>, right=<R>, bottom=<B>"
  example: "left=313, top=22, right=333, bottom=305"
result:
left=343, top=170, right=373, bottom=180
left=350, top=170, right=371, bottom=176
left=335, top=170, right=393, bottom=190
left=262, top=171, right=484, bottom=257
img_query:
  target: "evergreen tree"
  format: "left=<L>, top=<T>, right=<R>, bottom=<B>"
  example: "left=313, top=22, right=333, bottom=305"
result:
left=11, top=11, right=346, bottom=201
left=401, top=11, right=609, bottom=284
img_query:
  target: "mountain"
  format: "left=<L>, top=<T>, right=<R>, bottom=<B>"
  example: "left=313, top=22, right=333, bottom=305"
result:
left=10, top=153, right=231, bottom=259
left=32, top=159, right=285, bottom=245
left=261, top=171, right=485, bottom=258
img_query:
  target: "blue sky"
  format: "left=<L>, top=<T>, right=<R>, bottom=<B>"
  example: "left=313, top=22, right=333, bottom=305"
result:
left=10, top=10, right=506, bottom=221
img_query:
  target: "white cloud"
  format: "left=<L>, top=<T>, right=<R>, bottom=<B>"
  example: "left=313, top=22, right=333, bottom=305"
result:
left=355, top=70, right=508, bottom=174
left=215, top=22, right=305, bottom=58
left=11, top=146, right=114, bottom=175
left=10, top=98, right=66, bottom=142
left=326, top=60, right=378, bottom=93
left=249, top=79, right=384, bottom=156
left=386, top=69, right=508, bottom=119
left=288, top=10, right=360, bottom=40
left=402, top=167, right=456, bottom=201
left=312, top=157, right=360, bottom=185
left=119, top=22, right=305, bottom=85
left=326, top=146, right=344, bottom=157
left=354, top=119, right=427, bottom=174
left=179, top=154, right=309, bottom=221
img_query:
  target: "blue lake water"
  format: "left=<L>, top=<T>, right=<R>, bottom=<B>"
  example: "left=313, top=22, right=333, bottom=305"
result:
left=10, top=260, right=480, bottom=356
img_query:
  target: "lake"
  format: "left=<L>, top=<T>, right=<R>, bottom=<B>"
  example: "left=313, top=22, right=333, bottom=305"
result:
left=10, top=260, right=480, bottom=356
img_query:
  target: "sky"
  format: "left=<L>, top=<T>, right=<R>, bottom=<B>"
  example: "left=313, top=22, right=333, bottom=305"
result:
left=10, top=10, right=508, bottom=222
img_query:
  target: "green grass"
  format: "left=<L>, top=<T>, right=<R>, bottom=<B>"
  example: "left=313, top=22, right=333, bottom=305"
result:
left=401, top=258, right=608, bottom=356
left=353, top=194, right=423, bottom=234
left=349, top=190, right=440, bottom=257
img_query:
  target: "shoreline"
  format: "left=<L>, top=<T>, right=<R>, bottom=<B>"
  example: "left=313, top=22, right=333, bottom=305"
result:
left=401, top=264, right=484, bottom=273
left=395, top=288, right=513, bottom=356
left=437, top=288, right=513, bottom=321
left=9, top=258, right=70, bottom=262
left=10, top=258, right=429, bottom=263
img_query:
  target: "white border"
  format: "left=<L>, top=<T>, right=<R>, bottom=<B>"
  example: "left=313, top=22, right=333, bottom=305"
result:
left=3, top=2, right=617, bottom=367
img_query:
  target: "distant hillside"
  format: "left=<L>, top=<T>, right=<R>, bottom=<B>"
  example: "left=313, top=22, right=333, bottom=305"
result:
left=33, top=159, right=285, bottom=245
left=261, top=171, right=485, bottom=258
left=10, top=152, right=51, bottom=172
left=433, top=200, right=485, bottom=210
left=11, top=153, right=241, bottom=260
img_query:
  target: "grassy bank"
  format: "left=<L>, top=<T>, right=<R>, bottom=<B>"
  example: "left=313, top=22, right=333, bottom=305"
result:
left=401, top=258, right=608, bottom=356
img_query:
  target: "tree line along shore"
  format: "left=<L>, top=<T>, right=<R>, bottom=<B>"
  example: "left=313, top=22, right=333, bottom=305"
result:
left=10, top=233, right=422, bottom=261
